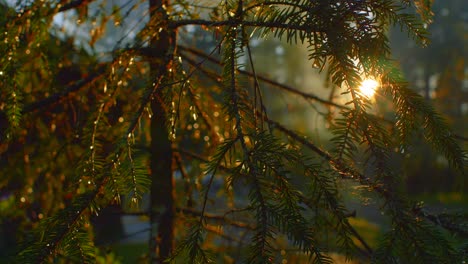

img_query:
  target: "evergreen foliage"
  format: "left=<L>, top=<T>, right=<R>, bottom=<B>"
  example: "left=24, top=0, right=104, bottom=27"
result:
left=0, top=0, right=465, bottom=263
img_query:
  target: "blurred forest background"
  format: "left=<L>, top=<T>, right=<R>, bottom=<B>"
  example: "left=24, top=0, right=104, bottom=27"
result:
left=0, top=0, right=466, bottom=263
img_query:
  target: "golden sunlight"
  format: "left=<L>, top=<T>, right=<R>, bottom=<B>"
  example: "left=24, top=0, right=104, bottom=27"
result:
left=359, top=79, right=379, bottom=98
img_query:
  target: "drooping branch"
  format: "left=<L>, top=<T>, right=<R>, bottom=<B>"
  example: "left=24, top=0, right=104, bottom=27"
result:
left=178, top=45, right=345, bottom=110
left=17, top=74, right=168, bottom=262
left=170, top=19, right=318, bottom=32
left=263, top=118, right=465, bottom=239
left=105, top=207, right=256, bottom=231
left=412, top=208, right=468, bottom=237
left=22, top=65, right=107, bottom=114
left=179, top=46, right=468, bottom=149
left=177, top=146, right=374, bottom=257
left=57, top=0, right=96, bottom=12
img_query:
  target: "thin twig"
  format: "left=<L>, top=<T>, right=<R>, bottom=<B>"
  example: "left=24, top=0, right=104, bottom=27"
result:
left=58, top=0, right=96, bottom=12
left=170, top=19, right=319, bottom=32
left=178, top=45, right=346, bottom=109
left=22, top=66, right=107, bottom=114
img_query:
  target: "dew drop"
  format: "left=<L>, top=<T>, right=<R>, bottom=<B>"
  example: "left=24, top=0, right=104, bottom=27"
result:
left=89, top=146, right=94, bottom=150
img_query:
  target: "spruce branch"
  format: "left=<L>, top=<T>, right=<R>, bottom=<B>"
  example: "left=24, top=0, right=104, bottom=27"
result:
left=170, top=18, right=318, bottom=32
left=178, top=45, right=468, bottom=147
left=383, top=69, right=466, bottom=171
left=22, top=65, right=107, bottom=114
left=178, top=143, right=370, bottom=259
left=174, top=153, right=194, bottom=208
left=263, top=118, right=462, bottom=236
left=245, top=40, right=268, bottom=131
left=16, top=71, right=168, bottom=261
left=178, top=45, right=346, bottom=109
left=56, top=0, right=97, bottom=12
left=180, top=208, right=255, bottom=230
left=7, top=1, right=465, bottom=263
left=412, top=208, right=468, bottom=238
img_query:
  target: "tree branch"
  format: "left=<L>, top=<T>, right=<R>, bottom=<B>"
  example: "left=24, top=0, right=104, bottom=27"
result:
left=58, top=0, right=96, bottom=13
left=108, top=207, right=256, bottom=230
left=170, top=19, right=317, bottom=32
left=176, top=147, right=374, bottom=256
left=178, top=45, right=345, bottom=109
left=22, top=65, right=107, bottom=114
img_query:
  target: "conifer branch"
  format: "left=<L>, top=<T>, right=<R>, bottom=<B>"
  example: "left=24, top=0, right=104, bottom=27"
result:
left=17, top=73, right=167, bottom=261
left=177, top=146, right=372, bottom=258
left=57, top=0, right=96, bottom=13
left=111, top=207, right=256, bottom=231
left=204, top=224, right=245, bottom=244
left=246, top=41, right=267, bottom=131
left=7, top=1, right=465, bottom=262
left=265, top=118, right=464, bottom=240
left=170, top=19, right=317, bottom=32
left=180, top=208, right=255, bottom=230
left=178, top=45, right=345, bottom=110
left=179, top=46, right=448, bottom=168
left=413, top=208, right=468, bottom=237
left=22, top=65, right=107, bottom=114
left=174, top=153, right=194, bottom=207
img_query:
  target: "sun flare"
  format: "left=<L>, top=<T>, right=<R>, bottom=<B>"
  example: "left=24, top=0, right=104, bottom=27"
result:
left=359, top=79, right=379, bottom=98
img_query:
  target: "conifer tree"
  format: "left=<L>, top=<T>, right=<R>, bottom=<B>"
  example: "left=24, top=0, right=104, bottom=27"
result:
left=0, top=0, right=465, bottom=263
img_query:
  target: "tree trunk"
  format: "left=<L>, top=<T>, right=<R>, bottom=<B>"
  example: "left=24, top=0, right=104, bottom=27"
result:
left=148, top=0, right=175, bottom=262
